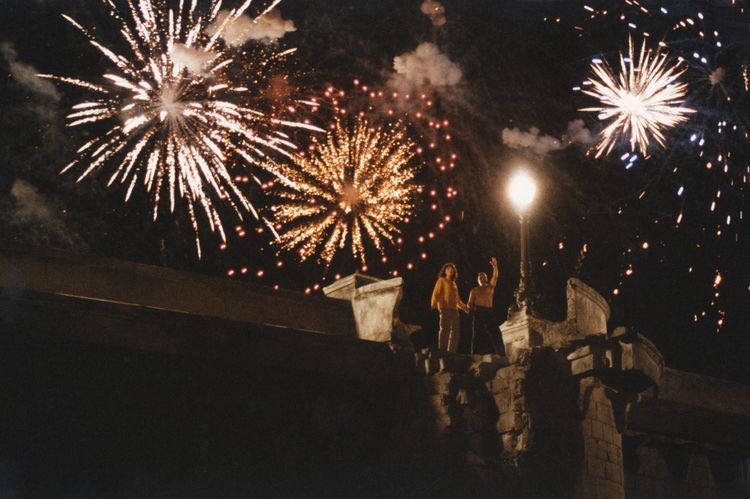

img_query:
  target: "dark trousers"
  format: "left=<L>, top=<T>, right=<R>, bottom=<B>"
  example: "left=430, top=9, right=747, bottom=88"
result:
left=471, top=308, right=505, bottom=355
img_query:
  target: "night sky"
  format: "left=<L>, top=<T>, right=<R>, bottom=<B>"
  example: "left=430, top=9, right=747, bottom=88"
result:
left=0, top=0, right=747, bottom=381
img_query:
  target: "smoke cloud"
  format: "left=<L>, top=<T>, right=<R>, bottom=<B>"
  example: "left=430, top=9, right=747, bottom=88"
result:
left=391, top=42, right=462, bottom=91
left=420, top=0, right=447, bottom=27
left=170, top=44, right=216, bottom=74
left=4, top=179, right=74, bottom=247
left=501, top=127, right=563, bottom=155
left=207, top=9, right=296, bottom=47
left=562, top=119, right=597, bottom=147
left=1, top=42, right=60, bottom=101
left=502, top=120, right=597, bottom=155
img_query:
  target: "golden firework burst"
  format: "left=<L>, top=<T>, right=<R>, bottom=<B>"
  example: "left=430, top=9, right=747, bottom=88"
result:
left=272, top=116, right=419, bottom=265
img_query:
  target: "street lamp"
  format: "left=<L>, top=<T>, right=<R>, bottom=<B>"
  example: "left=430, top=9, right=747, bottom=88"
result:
left=507, top=170, right=537, bottom=312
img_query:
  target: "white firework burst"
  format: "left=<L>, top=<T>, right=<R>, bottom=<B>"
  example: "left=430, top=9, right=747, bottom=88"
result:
left=41, top=0, right=319, bottom=257
left=581, top=37, right=695, bottom=158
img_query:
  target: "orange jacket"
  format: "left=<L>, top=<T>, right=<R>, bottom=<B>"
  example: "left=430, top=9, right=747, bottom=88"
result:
left=431, top=276, right=466, bottom=311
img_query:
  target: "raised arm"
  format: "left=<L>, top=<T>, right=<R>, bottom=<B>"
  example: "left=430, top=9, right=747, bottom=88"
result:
left=490, top=257, right=499, bottom=288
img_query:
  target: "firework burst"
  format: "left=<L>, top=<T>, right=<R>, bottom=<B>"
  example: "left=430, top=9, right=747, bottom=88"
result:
left=41, top=0, right=318, bottom=257
left=271, top=116, right=419, bottom=266
left=581, top=37, right=695, bottom=158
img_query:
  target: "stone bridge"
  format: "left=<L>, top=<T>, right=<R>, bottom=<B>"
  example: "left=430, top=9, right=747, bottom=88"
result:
left=1, top=246, right=749, bottom=497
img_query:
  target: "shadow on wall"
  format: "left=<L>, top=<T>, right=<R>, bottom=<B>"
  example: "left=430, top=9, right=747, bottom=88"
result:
left=0, top=332, right=513, bottom=497
left=524, top=348, right=584, bottom=496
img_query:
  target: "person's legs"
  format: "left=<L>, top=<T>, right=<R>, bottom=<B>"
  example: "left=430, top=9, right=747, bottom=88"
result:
left=478, top=309, right=504, bottom=355
left=438, top=311, right=450, bottom=350
left=471, top=312, right=479, bottom=355
left=447, top=310, right=460, bottom=353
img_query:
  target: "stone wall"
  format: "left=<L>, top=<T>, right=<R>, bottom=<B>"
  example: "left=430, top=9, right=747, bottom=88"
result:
left=3, top=255, right=750, bottom=498
left=576, top=379, right=625, bottom=499
left=623, top=438, right=750, bottom=499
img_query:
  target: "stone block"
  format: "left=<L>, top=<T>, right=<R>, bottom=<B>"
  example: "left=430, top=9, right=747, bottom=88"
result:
left=591, top=421, right=603, bottom=440
left=597, top=439, right=610, bottom=460
left=322, top=272, right=380, bottom=301
left=351, top=277, right=404, bottom=342
left=501, top=433, right=520, bottom=453
left=597, top=402, right=612, bottom=423
left=570, top=354, right=596, bottom=376
left=566, top=278, right=610, bottom=336
left=607, top=443, right=621, bottom=464
left=472, top=357, right=509, bottom=381
left=605, top=462, right=623, bottom=484
left=493, top=391, right=511, bottom=413
left=583, top=421, right=594, bottom=438
left=500, top=310, right=536, bottom=362
left=568, top=345, right=593, bottom=362
left=604, top=429, right=619, bottom=446
left=497, top=411, right=521, bottom=433
left=490, top=377, right=510, bottom=395
left=588, top=457, right=606, bottom=478
left=430, top=394, right=446, bottom=409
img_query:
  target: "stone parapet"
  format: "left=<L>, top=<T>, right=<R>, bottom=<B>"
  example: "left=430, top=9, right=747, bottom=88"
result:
left=0, top=246, right=356, bottom=336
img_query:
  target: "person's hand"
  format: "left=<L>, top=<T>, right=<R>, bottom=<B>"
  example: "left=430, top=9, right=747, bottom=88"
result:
left=490, top=257, right=498, bottom=267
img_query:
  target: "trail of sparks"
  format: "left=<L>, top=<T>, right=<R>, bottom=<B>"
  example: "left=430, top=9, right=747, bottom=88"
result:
left=42, top=0, right=319, bottom=257
left=222, top=80, right=459, bottom=289
left=581, top=37, right=695, bottom=158
left=271, top=116, right=419, bottom=266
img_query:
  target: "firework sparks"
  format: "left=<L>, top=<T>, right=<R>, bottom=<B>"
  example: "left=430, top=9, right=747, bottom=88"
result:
left=581, top=37, right=695, bottom=158
left=271, top=116, right=419, bottom=265
left=41, top=0, right=317, bottom=257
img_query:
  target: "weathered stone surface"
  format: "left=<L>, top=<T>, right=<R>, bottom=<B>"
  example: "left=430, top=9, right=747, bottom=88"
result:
left=576, top=380, right=625, bottom=499
left=501, top=278, right=611, bottom=358
left=351, top=277, right=404, bottom=342
left=499, top=308, right=537, bottom=362
left=629, top=368, right=750, bottom=451
left=566, top=278, right=610, bottom=336
left=0, top=246, right=356, bottom=336
left=4, top=248, right=750, bottom=498
left=324, top=273, right=421, bottom=345
left=469, top=354, right=509, bottom=381
left=322, top=272, right=380, bottom=301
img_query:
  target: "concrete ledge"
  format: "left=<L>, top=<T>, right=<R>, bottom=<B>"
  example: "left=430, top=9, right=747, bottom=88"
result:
left=0, top=289, right=389, bottom=378
left=0, top=246, right=355, bottom=336
left=629, top=368, right=750, bottom=450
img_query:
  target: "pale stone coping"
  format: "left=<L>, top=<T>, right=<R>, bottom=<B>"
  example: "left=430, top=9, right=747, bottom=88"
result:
left=651, top=368, right=750, bottom=417
left=567, top=277, right=611, bottom=322
left=356, top=277, right=403, bottom=296
left=0, top=246, right=355, bottom=336
left=322, top=272, right=381, bottom=301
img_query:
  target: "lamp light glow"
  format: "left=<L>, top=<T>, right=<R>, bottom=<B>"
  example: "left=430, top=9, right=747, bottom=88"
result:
left=507, top=170, right=537, bottom=214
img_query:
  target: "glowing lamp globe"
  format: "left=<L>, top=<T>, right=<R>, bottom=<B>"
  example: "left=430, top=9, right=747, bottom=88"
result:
left=507, top=171, right=537, bottom=214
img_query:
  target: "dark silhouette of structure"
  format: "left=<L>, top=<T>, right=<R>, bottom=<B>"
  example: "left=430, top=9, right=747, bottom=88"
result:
left=1, top=247, right=749, bottom=497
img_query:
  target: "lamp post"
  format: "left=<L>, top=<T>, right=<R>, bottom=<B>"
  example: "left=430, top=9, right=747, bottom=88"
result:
left=507, top=170, right=537, bottom=312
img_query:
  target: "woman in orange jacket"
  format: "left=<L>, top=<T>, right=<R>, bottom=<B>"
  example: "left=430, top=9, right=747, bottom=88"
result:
left=431, top=263, right=470, bottom=353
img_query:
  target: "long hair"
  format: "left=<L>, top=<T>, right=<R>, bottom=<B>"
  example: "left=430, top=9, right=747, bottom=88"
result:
left=439, top=262, right=458, bottom=282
